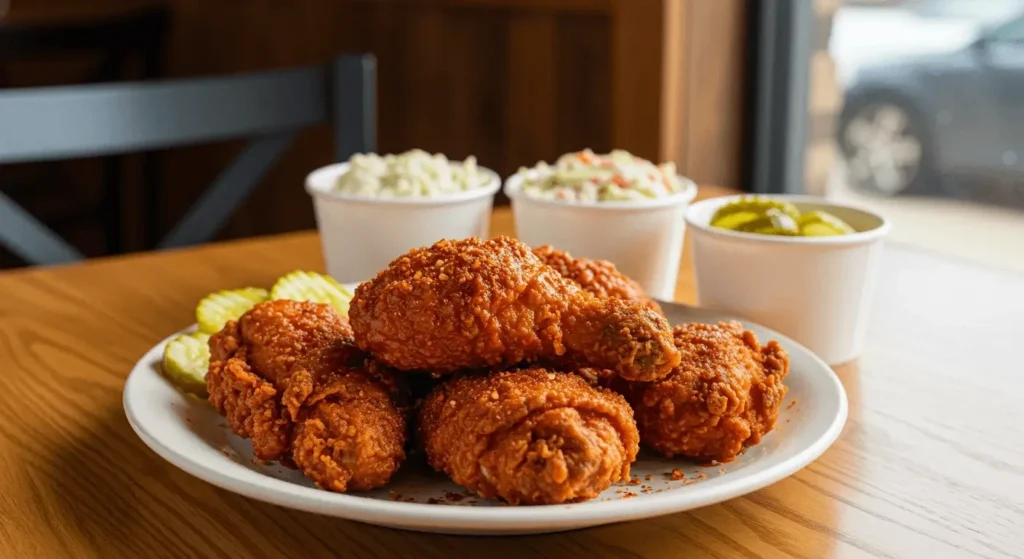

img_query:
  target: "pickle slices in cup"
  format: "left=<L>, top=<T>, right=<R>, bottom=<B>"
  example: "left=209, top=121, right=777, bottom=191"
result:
left=160, top=271, right=354, bottom=396
left=710, top=197, right=855, bottom=237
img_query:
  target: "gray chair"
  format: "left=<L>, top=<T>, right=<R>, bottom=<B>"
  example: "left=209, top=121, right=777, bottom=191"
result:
left=0, top=54, right=376, bottom=265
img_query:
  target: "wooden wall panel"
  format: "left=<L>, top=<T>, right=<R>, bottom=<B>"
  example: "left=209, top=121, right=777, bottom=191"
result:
left=507, top=12, right=557, bottom=171
left=683, top=0, right=747, bottom=190
left=554, top=15, right=612, bottom=160
left=609, top=0, right=666, bottom=162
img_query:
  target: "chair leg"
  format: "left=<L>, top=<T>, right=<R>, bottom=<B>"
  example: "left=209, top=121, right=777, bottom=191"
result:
left=0, top=190, right=84, bottom=265
left=101, top=155, right=124, bottom=254
left=141, top=33, right=167, bottom=250
left=158, top=132, right=297, bottom=249
left=141, top=152, right=162, bottom=249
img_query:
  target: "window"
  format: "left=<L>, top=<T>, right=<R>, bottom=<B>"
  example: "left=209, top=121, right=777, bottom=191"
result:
left=757, top=0, right=1024, bottom=272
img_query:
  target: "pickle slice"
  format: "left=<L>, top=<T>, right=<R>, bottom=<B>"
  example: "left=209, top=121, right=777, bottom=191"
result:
left=269, top=271, right=353, bottom=315
left=196, top=287, right=269, bottom=334
left=710, top=210, right=762, bottom=231
left=711, top=197, right=800, bottom=230
left=735, top=208, right=800, bottom=235
left=798, top=210, right=855, bottom=236
left=162, top=332, right=211, bottom=397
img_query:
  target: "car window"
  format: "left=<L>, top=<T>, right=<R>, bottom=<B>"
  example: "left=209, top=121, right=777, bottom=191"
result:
left=990, top=14, right=1024, bottom=42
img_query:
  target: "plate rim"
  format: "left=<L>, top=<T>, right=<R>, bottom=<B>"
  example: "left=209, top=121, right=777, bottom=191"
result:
left=123, top=306, right=848, bottom=532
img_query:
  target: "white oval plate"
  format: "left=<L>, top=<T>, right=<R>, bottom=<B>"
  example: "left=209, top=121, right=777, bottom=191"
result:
left=123, top=302, right=847, bottom=535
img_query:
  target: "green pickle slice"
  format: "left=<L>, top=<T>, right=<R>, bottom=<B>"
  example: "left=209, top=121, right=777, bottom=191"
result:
left=162, top=332, right=211, bottom=397
left=196, top=287, right=269, bottom=334
left=798, top=210, right=856, bottom=236
left=710, top=210, right=762, bottom=231
left=736, top=208, right=799, bottom=236
left=711, top=198, right=800, bottom=228
left=270, top=271, right=354, bottom=316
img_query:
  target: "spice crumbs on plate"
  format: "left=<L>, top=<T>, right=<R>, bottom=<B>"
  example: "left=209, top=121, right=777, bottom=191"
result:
left=445, top=492, right=466, bottom=502
left=718, top=468, right=728, bottom=476
left=389, top=492, right=401, bottom=501
left=787, top=399, right=798, bottom=410
left=644, top=474, right=653, bottom=481
left=670, top=468, right=685, bottom=480
left=622, top=492, right=637, bottom=499
left=427, top=498, right=442, bottom=505
left=629, top=477, right=642, bottom=486
left=696, top=473, right=708, bottom=480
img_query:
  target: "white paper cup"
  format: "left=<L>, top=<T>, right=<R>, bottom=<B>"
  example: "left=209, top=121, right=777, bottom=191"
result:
left=685, top=195, right=891, bottom=365
left=504, top=172, right=698, bottom=300
left=305, top=162, right=501, bottom=283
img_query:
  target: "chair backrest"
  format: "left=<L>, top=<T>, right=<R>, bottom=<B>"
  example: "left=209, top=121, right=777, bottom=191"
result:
left=0, top=55, right=375, bottom=164
left=0, top=54, right=375, bottom=262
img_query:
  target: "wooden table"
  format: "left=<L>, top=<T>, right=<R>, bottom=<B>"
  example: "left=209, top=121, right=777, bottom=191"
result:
left=1, top=195, right=1021, bottom=558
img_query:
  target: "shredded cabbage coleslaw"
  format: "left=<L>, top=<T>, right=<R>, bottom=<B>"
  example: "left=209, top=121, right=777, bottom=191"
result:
left=335, top=149, right=492, bottom=198
left=515, top=150, right=686, bottom=203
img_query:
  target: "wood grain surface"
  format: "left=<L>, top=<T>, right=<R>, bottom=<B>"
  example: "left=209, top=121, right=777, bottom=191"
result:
left=1, top=189, right=1022, bottom=558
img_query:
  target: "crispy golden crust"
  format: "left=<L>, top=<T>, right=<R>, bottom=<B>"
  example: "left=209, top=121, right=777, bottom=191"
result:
left=206, top=300, right=406, bottom=491
left=350, top=237, right=678, bottom=381
left=627, top=322, right=790, bottom=462
left=205, top=352, right=291, bottom=461
left=233, top=299, right=353, bottom=386
left=207, top=315, right=295, bottom=461
left=287, top=343, right=406, bottom=492
left=419, top=368, right=639, bottom=505
left=532, top=245, right=662, bottom=314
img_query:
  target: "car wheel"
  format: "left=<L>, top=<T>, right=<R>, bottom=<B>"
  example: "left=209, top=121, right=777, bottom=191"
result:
left=839, top=99, right=932, bottom=196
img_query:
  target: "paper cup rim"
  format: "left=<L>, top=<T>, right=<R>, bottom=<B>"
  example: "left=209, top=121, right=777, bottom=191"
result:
left=305, top=162, right=501, bottom=206
left=685, top=194, right=891, bottom=246
left=503, top=170, right=698, bottom=210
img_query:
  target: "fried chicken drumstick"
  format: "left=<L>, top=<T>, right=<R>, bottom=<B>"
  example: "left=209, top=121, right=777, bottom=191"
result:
left=532, top=245, right=662, bottom=314
left=206, top=300, right=406, bottom=491
left=626, top=322, right=789, bottom=462
left=350, top=237, right=679, bottom=381
left=419, top=368, right=639, bottom=505
left=285, top=341, right=406, bottom=492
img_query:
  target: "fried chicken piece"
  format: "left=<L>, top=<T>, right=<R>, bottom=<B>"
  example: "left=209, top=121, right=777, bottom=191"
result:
left=205, top=356, right=291, bottom=460
left=207, top=300, right=407, bottom=492
left=225, top=298, right=353, bottom=385
left=284, top=341, right=406, bottom=492
left=419, top=368, right=639, bottom=505
left=532, top=245, right=662, bottom=313
left=207, top=300, right=349, bottom=461
left=350, top=237, right=679, bottom=381
left=627, top=322, right=789, bottom=462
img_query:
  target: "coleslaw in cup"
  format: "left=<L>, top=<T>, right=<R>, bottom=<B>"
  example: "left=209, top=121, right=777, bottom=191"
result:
left=506, top=150, right=698, bottom=300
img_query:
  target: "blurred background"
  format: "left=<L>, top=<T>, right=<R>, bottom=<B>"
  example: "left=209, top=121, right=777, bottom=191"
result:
left=1, top=0, right=1022, bottom=271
